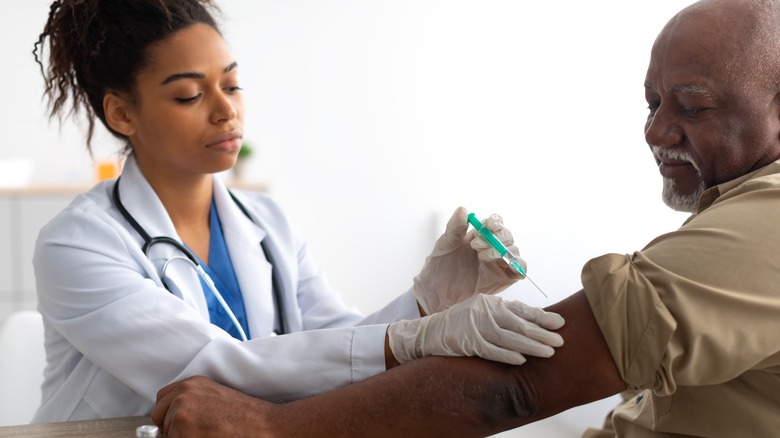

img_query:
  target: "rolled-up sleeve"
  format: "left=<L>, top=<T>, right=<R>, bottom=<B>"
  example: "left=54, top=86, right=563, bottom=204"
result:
left=582, top=253, right=677, bottom=394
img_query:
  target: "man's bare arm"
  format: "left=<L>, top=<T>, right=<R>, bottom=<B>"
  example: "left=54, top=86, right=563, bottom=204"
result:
left=154, top=291, right=626, bottom=437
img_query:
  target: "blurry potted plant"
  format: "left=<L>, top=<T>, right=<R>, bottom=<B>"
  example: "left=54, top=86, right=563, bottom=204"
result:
left=233, top=142, right=253, bottom=181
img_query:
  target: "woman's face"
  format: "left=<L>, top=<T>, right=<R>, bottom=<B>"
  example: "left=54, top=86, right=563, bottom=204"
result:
left=122, top=23, right=244, bottom=182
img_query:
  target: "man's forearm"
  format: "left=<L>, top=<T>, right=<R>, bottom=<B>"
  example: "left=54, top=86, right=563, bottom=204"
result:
left=268, top=356, right=527, bottom=437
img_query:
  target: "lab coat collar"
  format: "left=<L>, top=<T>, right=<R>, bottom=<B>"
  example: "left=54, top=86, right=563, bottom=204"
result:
left=117, top=154, right=180, bottom=242
left=212, top=177, right=267, bottom=244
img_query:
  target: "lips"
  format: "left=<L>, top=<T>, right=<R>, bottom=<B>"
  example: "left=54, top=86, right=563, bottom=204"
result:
left=206, top=129, right=243, bottom=151
left=657, top=158, right=694, bottom=178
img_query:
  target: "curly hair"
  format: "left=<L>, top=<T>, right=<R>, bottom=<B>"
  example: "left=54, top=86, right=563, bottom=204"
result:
left=33, top=0, right=220, bottom=154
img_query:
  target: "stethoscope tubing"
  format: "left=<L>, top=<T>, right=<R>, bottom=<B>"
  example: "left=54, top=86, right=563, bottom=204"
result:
left=163, top=254, right=249, bottom=341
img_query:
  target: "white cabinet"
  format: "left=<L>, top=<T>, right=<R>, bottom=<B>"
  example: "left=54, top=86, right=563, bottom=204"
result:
left=0, top=188, right=83, bottom=325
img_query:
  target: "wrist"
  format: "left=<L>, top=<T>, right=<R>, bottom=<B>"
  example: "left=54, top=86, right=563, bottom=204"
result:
left=385, top=328, right=401, bottom=369
left=386, top=318, right=426, bottom=365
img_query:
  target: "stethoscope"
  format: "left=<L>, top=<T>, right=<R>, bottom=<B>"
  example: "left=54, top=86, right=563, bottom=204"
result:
left=112, top=177, right=288, bottom=339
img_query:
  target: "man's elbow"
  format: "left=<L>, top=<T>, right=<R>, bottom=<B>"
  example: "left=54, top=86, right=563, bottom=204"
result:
left=411, top=357, right=540, bottom=434
left=473, top=363, right=542, bottom=432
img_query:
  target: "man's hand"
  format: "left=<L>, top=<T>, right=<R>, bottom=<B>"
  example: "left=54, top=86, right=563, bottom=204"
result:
left=413, top=207, right=525, bottom=315
left=153, top=376, right=276, bottom=438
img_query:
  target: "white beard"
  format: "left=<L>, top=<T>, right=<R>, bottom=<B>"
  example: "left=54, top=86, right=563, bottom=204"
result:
left=652, top=146, right=706, bottom=213
left=661, top=175, right=706, bottom=213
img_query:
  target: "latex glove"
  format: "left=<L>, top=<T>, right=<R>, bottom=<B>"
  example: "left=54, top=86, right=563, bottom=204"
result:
left=388, top=294, right=564, bottom=366
left=413, top=207, right=526, bottom=315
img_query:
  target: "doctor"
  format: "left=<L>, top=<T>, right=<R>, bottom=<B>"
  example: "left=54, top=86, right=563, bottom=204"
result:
left=31, top=0, right=565, bottom=423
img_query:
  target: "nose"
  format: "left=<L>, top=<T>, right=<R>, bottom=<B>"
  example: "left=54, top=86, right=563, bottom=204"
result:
left=645, top=102, right=683, bottom=147
left=210, top=91, right=238, bottom=124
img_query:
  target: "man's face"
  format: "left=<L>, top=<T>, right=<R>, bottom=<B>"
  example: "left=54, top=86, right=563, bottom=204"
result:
left=643, top=10, right=780, bottom=212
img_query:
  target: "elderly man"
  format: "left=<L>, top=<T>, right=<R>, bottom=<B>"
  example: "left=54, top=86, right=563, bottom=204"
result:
left=152, top=0, right=780, bottom=436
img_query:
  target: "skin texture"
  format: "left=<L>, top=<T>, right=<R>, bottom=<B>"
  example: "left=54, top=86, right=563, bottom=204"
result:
left=103, top=23, right=244, bottom=261
left=152, top=0, right=780, bottom=436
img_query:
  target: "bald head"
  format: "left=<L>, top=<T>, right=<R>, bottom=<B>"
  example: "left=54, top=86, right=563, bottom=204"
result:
left=663, top=0, right=780, bottom=93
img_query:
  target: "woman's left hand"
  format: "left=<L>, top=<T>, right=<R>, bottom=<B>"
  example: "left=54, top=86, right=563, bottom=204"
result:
left=412, top=207, right=524, bottom=315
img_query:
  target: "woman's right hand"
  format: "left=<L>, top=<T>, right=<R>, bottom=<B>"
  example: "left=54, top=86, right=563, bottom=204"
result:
left=386, top=294, right=565, bottom=366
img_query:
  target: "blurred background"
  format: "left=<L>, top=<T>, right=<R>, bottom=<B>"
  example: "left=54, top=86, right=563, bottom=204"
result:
left=0, top=0, right=697, bottom=435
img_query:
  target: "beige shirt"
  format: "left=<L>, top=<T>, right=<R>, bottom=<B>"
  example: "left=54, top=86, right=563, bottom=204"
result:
left=581, top=161, right=780, bottom=437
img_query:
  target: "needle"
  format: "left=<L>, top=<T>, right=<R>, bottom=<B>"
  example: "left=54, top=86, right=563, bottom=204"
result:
left=467, top=212, right=548, bottom=298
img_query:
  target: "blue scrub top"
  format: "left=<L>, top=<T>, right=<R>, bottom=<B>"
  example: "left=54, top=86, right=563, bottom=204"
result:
left=191, top=198, right=251, bottom=340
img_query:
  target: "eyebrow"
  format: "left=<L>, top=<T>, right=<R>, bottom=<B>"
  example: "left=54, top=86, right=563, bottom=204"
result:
left=671, top=84, right=715, bottom=98
left=645, top=81, right=715, bottom=98
left=160, top=61, right=239, bottom=85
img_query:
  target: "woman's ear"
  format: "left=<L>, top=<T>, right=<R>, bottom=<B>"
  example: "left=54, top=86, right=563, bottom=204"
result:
left=103, top=92, right=136, bottom=137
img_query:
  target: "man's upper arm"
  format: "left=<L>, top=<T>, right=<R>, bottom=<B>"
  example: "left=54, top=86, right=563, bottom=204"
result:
left=503, top=289, right=626, bottom=426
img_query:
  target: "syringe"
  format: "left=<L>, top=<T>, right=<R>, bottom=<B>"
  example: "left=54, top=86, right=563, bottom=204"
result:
left=467, top=212, right=547, bottom=298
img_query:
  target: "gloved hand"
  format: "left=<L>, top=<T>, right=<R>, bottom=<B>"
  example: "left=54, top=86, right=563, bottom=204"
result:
left=413, top=207, right=526, bottom=315
left=388, top=294, right=564, bottom=366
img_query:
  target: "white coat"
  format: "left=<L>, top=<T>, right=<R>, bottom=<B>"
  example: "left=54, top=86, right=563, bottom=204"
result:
left=32, top=155, right=419, bottom=422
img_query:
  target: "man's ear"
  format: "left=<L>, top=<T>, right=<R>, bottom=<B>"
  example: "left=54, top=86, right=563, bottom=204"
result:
left=103, top=92, right=136, bottom=137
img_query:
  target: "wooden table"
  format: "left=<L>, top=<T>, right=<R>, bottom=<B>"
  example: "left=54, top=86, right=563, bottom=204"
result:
left=0, top=417, right=154, bottom=437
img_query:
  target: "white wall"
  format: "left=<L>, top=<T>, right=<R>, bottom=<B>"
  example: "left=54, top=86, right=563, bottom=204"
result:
left=217, top=0, right=696, bottom=311
left=1, top=1, right=698, bottom=435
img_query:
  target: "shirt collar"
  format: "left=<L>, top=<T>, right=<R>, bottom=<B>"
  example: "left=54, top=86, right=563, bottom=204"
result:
left=696, top=159, right=780, bottom=213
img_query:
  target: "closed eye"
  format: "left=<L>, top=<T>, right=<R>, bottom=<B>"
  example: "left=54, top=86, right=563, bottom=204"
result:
left=175, top=94, right=202, bottom=103
left=682, top=106, right=707, bottom=115
left=647, top=101, right=660, bottom=116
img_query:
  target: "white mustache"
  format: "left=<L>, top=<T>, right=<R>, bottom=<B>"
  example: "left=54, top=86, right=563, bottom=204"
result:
left=651, top=146, right=700, bottom=172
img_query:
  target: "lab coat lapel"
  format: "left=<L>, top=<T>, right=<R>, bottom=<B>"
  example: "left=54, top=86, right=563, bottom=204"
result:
left=118, top=155, right=210, bottom=319
left=213, top=180, right=276, bottom=338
